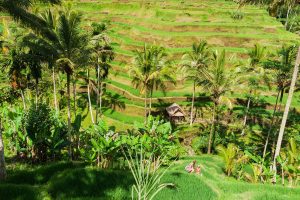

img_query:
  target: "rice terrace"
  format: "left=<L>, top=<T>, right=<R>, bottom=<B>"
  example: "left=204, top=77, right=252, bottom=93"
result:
left=0, top=0, right=300, bottom=199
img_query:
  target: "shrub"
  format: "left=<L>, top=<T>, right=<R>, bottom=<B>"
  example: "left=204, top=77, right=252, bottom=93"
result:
left=23, top=103, right=68, bottom=162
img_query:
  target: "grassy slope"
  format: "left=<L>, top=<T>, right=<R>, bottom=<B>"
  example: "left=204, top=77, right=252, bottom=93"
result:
left=0, top=155, right=299, bottom=200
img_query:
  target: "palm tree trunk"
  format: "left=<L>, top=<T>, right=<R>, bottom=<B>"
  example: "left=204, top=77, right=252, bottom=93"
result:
left=285, top=6, right=291, bottom=29
left=87, top=69, right=95, bottom=124
left=262, top=90, right=280, bottom=158
left=241, top=96, right=251, bottom=135
left=149, top=89, right=153, bottom=117
left=272, top=47, right=300, bottom=183
left=99, top=81, right=103, bottom=118
left=67, top=73, right=72, bottom=159
left=190, top=81, right=195, bottom=126
left=66, top=74, right=72, bottom=129
left=73, top=78, right=77, bottom=116
left=0, top=117, right=6, bottom=180
left=96, top=63, right=100, bottom=124
left=207, top=102, right=216, bottom=154
left=52, top=66, right=58, bottom=114
left=144, top=87, right=147, bottom=124
left=20, top=89, right=26, bottom=110
left=35, top=78, right=38, bottom=110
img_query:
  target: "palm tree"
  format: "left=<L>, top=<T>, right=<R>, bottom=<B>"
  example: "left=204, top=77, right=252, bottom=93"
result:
left=241, top=44, right=268, bottom=135
left=22, top=8, right=89, bottom=129
left=202, top=50, right=240, bottom=154
left=262, top=45, right=296, bottom=158
left=90, top=23, right=114, bottom=122
left=129, top=45, right=160, bottom=122
left=21, top=8, right=89, bottom=160
left=182, top=41, right=210, bottom=126
left=272, top=47, right=300, bottom=183
left=148, top=46, right=175, bottom=115
left=39, top=9, right=59, bottom=113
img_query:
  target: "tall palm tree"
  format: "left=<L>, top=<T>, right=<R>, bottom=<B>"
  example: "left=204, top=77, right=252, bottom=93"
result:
left=262, top=45, right=296, bottom=158
left=202, top=50, right=240, bottom=154
left=40, top=9, right=59, bottom=113
left=130, top=45, right=153, bottom=121
left=241, top=44, right=268, bottom=135
left=272, top=47, right=300, bottom=183
left=90, top=23, right=114, bottom=123
left=21, top=8, right=89, bottom=160
left=148, top=46, right=175, bottom=115
left=130, top=45, right=170, bottom=122
left=22, top=8, right=89, bottom=129
left=182, top=41, right=211, bottom=126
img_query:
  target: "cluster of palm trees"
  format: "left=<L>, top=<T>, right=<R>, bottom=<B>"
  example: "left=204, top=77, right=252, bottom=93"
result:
left=0, top=0, right=115, bottom=173
left=130, top=39, right=300, bottom=162
left=129, top=45, right=176, bottom=120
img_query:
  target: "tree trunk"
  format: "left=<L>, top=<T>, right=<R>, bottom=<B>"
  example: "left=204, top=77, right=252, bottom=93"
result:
left=99, top=81, right=103, bottom=118
left=0, top=117, right=6, bottom=180
left=241, top=96, right=251, bottom=135
left=144, top=87, right=147, bottom=124
left=52, top=66, right=58, bottom=114
left=87, top=69, right=95, bottom=124
left=20, top=89, right=26, bottom=110
left=96, top=62, right=100, bottom=124
left=285, top=6, right=291, bottom=29
left=67, top=74, right=72, bottom=159
left=73, top=78, right=77, bottom=116
left=35, top=78, right=38, bottom=110
left=262, top=90, right=280, bottom=158
left=149, top=89, right=153, bottom=117
left=272, top=47, right=300, bottom=183
left=207, top=102, right=216, bottom=154
left=190, top=81, right=195, bottom=126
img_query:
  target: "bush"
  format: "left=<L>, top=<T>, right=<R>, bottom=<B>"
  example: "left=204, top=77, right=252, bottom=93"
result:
left=23, top=103, right=68, bottom=162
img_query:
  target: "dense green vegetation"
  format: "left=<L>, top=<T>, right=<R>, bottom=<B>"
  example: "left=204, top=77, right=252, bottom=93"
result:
left=0, top=0, right=300, bottom=199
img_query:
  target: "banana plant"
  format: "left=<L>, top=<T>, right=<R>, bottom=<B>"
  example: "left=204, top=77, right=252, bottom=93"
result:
left=89, top=120, right=120, bottom=168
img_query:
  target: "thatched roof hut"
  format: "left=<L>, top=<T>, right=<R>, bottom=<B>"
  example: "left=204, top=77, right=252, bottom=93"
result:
left=166, top=103, right=185, bottom=123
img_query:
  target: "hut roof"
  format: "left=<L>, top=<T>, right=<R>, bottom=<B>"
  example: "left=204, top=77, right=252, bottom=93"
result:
left=166, top=103, right=185, bottom=117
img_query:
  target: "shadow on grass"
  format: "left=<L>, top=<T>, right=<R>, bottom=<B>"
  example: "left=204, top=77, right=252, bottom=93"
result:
left=48, top=168, right=134, bottom=199
left=0, top=184, right=40, bottom=200
left=4, top=162, right=87, bottom=185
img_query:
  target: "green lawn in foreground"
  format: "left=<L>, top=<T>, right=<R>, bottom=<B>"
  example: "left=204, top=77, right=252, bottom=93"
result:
left=1, top=155, right=299, bottom=200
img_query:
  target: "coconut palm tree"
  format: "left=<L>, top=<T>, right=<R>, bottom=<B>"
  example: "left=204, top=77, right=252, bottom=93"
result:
left=241, top=44, right=268, bottom=135
left=182, top=41, right=211, bottom=126
left=272, top=47, right=300, bottom=183
left=148, top=46, right=175, bottom=115
left=22, top=8, right=89, bottom=129
left=90, top=23, right=114, bottom=122
left=262, top=45, right=296, bottom=158
left=129, top=45, right=171, bottom=123
left=202, top=50, right=240, bottom=154
left=21, top=8, right=89, bottom=160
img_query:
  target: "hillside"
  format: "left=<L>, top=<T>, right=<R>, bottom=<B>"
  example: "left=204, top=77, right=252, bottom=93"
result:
left=1, top=155, right=299, bottom=200
left=70, top=0, right=300, bottom=127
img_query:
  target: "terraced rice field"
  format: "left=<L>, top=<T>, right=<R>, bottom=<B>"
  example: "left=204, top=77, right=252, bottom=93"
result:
left=70, top=0, right=300, bottom=126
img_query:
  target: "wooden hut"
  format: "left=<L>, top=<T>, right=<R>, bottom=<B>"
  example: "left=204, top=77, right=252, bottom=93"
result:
left=166, top=103, right=185, bottom=123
